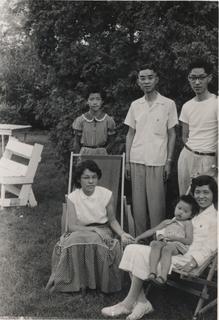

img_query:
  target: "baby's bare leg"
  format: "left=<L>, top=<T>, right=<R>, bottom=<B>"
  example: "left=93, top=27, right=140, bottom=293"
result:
left=159, top=243, right=178, bottom=281
left=149, top=240, right=166, bottom=275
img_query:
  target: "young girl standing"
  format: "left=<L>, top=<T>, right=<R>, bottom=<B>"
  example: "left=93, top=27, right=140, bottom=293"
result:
left=73, top=87, right=116, bottom=155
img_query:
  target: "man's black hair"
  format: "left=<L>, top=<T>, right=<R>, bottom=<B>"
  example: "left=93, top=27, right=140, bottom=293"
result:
left=188, top=58, right=213, bottom=75
left=137, top=63, right=159, bottom=76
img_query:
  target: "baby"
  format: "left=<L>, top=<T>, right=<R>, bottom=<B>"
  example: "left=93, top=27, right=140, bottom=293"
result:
left=135, top=195, right=199, bottom=285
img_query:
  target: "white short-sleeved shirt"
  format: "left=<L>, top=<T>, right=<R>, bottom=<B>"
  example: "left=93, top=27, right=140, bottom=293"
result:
left=179, top=95, right=218, bottom=152
left=68, top=186, right=112, bottom=226
left=124, top=93, right=178, bottom=165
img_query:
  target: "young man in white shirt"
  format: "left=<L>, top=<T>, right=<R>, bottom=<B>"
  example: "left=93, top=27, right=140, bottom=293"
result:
left=125, top=64, right=178, bottom=236
left=178, top=59, right=218, bottom=195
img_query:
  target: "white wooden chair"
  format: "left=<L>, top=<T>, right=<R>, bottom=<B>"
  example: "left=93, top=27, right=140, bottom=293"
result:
left=0, top=136, right=43, bottom=207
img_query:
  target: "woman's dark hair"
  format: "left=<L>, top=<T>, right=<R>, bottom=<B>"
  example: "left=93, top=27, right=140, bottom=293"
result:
left=74, top=160, right=102, bottom=188
left=179, top=194, right=199, bottom=217
left=85, top=86, right=106, bottom=100
left=190, top=175, right=218, bottom=208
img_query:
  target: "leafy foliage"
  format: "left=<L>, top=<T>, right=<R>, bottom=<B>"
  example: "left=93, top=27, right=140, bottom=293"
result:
left=0, top=1, right=218, bottom=169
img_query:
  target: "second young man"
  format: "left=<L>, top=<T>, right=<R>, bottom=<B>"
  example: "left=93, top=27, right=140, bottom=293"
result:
left=125, top=64, right=178, bottom=236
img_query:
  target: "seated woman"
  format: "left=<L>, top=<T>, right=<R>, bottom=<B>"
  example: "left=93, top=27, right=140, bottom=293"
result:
left=101, top=175, right=217, bottom=320
left=46, top=160, right=134, bottom=293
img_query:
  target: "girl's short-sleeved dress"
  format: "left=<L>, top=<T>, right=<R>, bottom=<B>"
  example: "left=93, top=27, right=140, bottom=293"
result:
left=73, top=113, right=116, bottom=155
left=156, top=217, right=190, bottom=254
left=46, top=186, right=122, bottom=293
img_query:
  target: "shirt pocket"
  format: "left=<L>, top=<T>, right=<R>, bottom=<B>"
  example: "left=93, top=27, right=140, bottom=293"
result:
left=153, top=116, right=167, bottom=136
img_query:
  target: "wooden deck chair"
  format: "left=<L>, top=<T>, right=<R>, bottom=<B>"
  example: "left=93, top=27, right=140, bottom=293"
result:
left=61, top=152, right=125, bottom=234
left=0, top=136, right=43, bottom=207
left=167, top=251, right=217, bottom=320
left=145, top=251, right=217, bottom=320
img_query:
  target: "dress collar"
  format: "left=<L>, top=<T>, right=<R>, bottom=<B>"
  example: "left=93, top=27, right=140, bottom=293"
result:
left=82, top=113, right=107, bottom=122
left=79, top=188, right=97, bottom=200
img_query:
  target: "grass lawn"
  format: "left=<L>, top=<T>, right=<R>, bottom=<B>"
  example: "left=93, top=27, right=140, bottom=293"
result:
left=0, top=130, right=216, bottom=320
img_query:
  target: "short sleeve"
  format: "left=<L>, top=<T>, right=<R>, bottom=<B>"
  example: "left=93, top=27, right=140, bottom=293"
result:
left=107, top=116, right=116, bottom=135
left=68, top=190, right=76, bottom=203
left=72, top=115, right=83, bottom=135
left=179, top=103, right=189, bottom=124
left=167, top=101, right=178, bottom=129
left=189, top=215, right=217, bottom=266
left=97, top=186, right=112, bottom=207
left=124, top=103, right=136, bottom=129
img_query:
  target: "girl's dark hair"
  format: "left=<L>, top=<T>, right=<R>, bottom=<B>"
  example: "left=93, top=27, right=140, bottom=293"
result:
left=179, top=194, right=199, bottom=217
left=85, top=86, right=106, bottom=100
left=190, top=175, right=218, bottom=208
left=188, top=58, right=213, bottom=75
left=74, top=160, right=102, bottom=188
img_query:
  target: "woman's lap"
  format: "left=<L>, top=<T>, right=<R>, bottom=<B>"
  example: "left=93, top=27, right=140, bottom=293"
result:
left=119, top=244, right=191, bottom=279
left=119, top=244, right=152, bottom=280
left=46, top=229, right=122, bottom=293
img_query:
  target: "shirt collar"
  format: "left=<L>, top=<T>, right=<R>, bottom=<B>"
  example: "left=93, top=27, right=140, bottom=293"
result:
left=79, top=188, right=97, bottom=200
left=193, top=204, right=216, bottom=220
left=139, top=92, right=165, bottom=106
left=199, top=204, right=216, bottom=216
left=82, top=113, right=107, bottom=122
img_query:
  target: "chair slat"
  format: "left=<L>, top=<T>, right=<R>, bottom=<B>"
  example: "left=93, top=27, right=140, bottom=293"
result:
left=5, top=137, right=33, bottom=159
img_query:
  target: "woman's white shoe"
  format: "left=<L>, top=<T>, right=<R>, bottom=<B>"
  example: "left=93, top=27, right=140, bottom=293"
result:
left=101, top=302, right=131, bottom=317
left=126, top=301, right=154, bottom=320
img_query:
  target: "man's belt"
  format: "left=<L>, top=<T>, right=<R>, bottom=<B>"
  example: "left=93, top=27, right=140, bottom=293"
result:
left=82, top=144, right=106, bottom=149
left=184, top=144, right=216, bottom=157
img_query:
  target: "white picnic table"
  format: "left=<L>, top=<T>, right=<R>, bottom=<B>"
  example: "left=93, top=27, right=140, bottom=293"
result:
left=0, top=124, right=31, bottom=154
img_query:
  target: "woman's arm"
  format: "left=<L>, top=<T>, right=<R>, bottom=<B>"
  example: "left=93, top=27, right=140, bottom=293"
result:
left=106, top=133, right=116, bottom=153
left=106, top=195, right=134, bottom=244
left=73, top=133, right=81, bottom=153
left=174, top=257, right=198, bottom=273
left=166, top=221, right=193, bottom=245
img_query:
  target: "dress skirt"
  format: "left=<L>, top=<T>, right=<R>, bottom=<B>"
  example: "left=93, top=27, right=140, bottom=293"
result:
left=46, top=226, right=122, bottom=293
left=119, top=244, right=192, bottom=280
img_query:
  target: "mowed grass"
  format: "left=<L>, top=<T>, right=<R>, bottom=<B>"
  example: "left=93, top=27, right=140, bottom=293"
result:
left=0, top=131, right=216, bottom=319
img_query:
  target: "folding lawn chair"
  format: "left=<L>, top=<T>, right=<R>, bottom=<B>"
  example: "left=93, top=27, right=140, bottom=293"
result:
left=61, top=152, right=126, bottom=234
left=144, top=249, right=217, bottom=320
left=166, top=251, right=217, bottom=320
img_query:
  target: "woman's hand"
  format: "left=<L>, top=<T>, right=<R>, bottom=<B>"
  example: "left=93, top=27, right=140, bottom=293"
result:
left=174, top=258, right=197, bottom=274
left=134, top=236, right=141, bottom=243
left=121, top=232, right=135, bottom=245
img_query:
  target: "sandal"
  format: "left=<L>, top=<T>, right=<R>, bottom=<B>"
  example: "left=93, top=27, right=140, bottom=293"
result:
left=148, top=272, right=157, bottom=280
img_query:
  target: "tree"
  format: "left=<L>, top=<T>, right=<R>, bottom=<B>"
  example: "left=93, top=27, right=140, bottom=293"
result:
left=1, top=1, right=218, bottom=168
